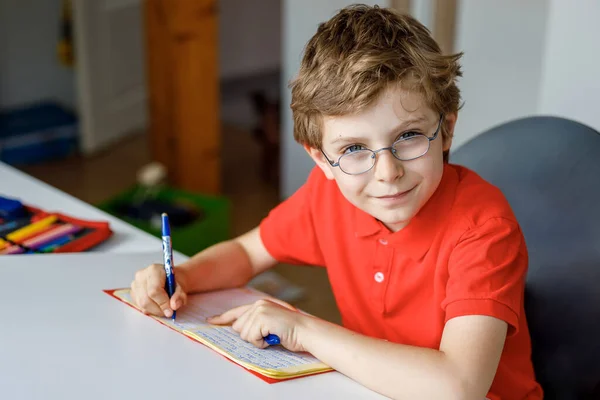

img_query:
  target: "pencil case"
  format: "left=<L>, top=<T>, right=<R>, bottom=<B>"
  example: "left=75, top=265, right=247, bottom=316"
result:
left=0, top=202, right=113, bottom=254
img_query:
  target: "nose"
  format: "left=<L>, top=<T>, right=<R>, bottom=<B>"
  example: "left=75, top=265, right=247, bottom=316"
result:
left=373, top=150, right=404, bottom=182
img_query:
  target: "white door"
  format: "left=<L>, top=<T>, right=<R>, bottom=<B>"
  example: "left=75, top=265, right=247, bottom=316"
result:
left=73, top=0, right=147, bottom=154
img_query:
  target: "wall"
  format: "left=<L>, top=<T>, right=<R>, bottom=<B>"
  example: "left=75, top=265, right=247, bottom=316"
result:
left=0, top=0, right=280, bottom=110
left=219, top=0, right=281, bottom=130
left=410, top=0, right=434, bottom=30
left=281, top=0, right=388, bottom=198
left=452, top=0, right=549, bottom=150
left=0, top=0, right=76, bottom=110
left=219, top=0, right=281, bottom=80
left=452, top=0, right=600, bottom=151
left=538, top=0, right=600, bottom=133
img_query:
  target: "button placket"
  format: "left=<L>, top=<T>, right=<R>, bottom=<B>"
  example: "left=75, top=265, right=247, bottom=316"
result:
left=371, top=238, right=392, bottom=314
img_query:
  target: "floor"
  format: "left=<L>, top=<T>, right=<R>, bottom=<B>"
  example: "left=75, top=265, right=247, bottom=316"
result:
left=19, top=124, right=342, bottom=325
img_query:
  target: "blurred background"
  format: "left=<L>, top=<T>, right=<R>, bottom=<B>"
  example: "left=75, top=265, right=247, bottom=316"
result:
left=1, top=0, right=598, bottom=323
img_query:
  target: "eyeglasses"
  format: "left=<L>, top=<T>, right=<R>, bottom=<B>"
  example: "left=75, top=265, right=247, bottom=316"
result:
left=320, top=114, right=444, bottom=175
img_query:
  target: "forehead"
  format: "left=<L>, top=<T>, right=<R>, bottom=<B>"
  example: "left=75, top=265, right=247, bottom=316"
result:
left=322, top=86, right=433, bottom=141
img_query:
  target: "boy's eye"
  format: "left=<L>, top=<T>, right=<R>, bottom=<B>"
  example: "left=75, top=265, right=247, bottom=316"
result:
left=343, top=144, right=367, bottom=154
left=399, top=131, right=420, bottom=140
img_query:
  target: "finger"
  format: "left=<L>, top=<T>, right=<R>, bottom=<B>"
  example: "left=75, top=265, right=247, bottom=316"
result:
left=239, top=315, right=262, bottom=347
left=238, top=303, right=272, bottom=348
left=136, top=294, right=164, bottom=316
left=244, top=326, right=269, bottom=349
left=170, top=284, right=187, bottom=310
left=208, top=304, right=252, bottom=325
left=262, top=297, right=297, bottom=311
left=132, top=281, right=163, bottom=316
left=235, top=300, right=270, bottom=334
left=232, top=305, right=253, bottom=333
left=241, top=313, right=270, bottom=349
left=131, top=280, right=156, bottom=312
left=130, top=270, right=147, bottom=305
left=145, top=272, right=172, bottom=318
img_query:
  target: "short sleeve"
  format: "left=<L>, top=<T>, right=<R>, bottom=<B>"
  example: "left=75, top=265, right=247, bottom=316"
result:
left=259, top=168, right=325, bottom=266
left=442, top=217, right=527, bottom=336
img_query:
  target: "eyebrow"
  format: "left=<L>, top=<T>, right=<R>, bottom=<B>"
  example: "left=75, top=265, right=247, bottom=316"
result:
left=330, top=116, right=429, bottom=145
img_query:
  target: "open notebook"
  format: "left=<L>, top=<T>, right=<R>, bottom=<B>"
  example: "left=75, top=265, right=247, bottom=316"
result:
left=105, top=287, right=333, bottom=381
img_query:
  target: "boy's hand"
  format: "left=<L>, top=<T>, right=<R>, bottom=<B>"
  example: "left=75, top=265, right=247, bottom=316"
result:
left=208, top=298, right=310, bottom=352
left=130, top=263, right=188, bottom=318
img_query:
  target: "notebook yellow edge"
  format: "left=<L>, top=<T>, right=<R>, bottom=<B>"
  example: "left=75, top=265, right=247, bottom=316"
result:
left=182, top=329, right=332, bottom=379
left=112, top=289, right=333, bottom=379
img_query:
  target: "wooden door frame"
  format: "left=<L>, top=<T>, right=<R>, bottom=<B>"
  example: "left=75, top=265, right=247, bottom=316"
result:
left=144, top=0, right=221, bottom=194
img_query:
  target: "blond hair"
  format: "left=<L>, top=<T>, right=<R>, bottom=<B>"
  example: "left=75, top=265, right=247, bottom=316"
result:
left=289, top=4, right=463, bottom=161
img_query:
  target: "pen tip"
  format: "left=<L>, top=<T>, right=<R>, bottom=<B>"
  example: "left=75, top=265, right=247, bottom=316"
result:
left=161, top=212, right=167, bottom=217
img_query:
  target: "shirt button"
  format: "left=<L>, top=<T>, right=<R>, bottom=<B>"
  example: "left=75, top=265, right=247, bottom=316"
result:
left=379, top=238, right=388, bottom=245
left=374, top=272, right=385, bottom=283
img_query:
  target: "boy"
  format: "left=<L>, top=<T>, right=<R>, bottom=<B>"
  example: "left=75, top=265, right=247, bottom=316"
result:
left=130, top=5, right=542, bottom=399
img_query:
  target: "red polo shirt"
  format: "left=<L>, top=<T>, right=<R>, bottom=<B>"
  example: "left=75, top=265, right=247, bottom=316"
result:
left=260, top=163, right=542, bottom=400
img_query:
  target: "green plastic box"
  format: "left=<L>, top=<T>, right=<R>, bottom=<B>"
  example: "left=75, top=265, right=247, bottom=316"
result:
left=97, top=185, right=230, bottom=257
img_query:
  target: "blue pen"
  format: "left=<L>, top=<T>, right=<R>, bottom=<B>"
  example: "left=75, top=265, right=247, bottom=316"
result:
left=160, top=213, right=279, bottom=343
left=161, top=213, right=177, bottom=321
left=264, top=334, right=280, bottom=346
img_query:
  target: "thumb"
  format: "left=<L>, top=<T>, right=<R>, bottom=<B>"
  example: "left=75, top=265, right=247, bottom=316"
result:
left=170, top=284, right=187, bottom=310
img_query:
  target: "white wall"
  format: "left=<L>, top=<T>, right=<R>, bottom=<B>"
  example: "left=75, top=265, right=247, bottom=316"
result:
left=410, top=0, right=434, bottom=31
left=538, top=0, right=600, bottom=133
left=219, top=0, right=281, bottom=80
left=452, top=0, right=600, bottom=151
left=281, top=0, right=389, bottom=198
left=452, top=0, right=549, bottom=150
left=0, top=0, right=280, bottom=110
left=0, top=0, right=76, bottom=110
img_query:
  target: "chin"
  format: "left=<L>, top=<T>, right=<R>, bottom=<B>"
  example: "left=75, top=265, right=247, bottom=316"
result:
left=376, top=210, right=415, bottom=229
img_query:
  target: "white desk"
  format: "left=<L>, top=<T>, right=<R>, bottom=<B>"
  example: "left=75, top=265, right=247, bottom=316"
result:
left=0, top=163, right=384, bottom=398
left=0, top=162, right=164, bottom=254
left=0, top=253, right=384, bottom=399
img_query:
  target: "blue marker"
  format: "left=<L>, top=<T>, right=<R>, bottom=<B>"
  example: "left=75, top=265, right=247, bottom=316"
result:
left=36, top=235, right=73, bottom=252
left=0, top=217, right=30, bottom=236
left=161, top=213, right=177, bottom=321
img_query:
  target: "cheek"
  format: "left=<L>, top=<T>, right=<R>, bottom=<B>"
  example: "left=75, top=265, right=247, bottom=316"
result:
left=421, top=139, right=445, bottom=171
left=431, top=136, right=447, bottom=158
left=333, top=172, right=369, bottom=197
left=404, top=155, right=435, bottom=176
left=420, top=156, right=445, bottom=191
left=402, top=149, right=444, bottom=186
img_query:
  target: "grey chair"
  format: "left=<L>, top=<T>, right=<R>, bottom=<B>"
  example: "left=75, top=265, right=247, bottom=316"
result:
left=451, top=116, right=600, bottom=400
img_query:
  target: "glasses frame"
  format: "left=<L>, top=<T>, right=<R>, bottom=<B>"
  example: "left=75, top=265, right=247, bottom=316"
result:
left=320, top=113, right=444, bottom=175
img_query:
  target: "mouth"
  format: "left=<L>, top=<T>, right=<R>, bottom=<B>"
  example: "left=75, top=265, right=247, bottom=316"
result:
left=374, top=186, right=417, bottom=201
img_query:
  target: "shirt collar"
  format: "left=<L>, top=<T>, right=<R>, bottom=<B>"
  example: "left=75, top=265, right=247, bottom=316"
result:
left=353, top=164, right=458, bottom=260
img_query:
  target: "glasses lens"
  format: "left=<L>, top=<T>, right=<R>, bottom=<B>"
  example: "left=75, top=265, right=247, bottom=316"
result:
left=338, top=150, right=375, bottom=174
left=393, top=135, right=429, bottom=160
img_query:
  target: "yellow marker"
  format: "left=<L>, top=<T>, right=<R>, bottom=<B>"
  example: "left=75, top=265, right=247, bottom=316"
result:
left=6, top=216, right=57, bottom=243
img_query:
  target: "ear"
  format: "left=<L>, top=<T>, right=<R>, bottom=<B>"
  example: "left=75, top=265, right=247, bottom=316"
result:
left=442, top=113, right=458, bottom=152
left=304, top=144, right=336, bottom=180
